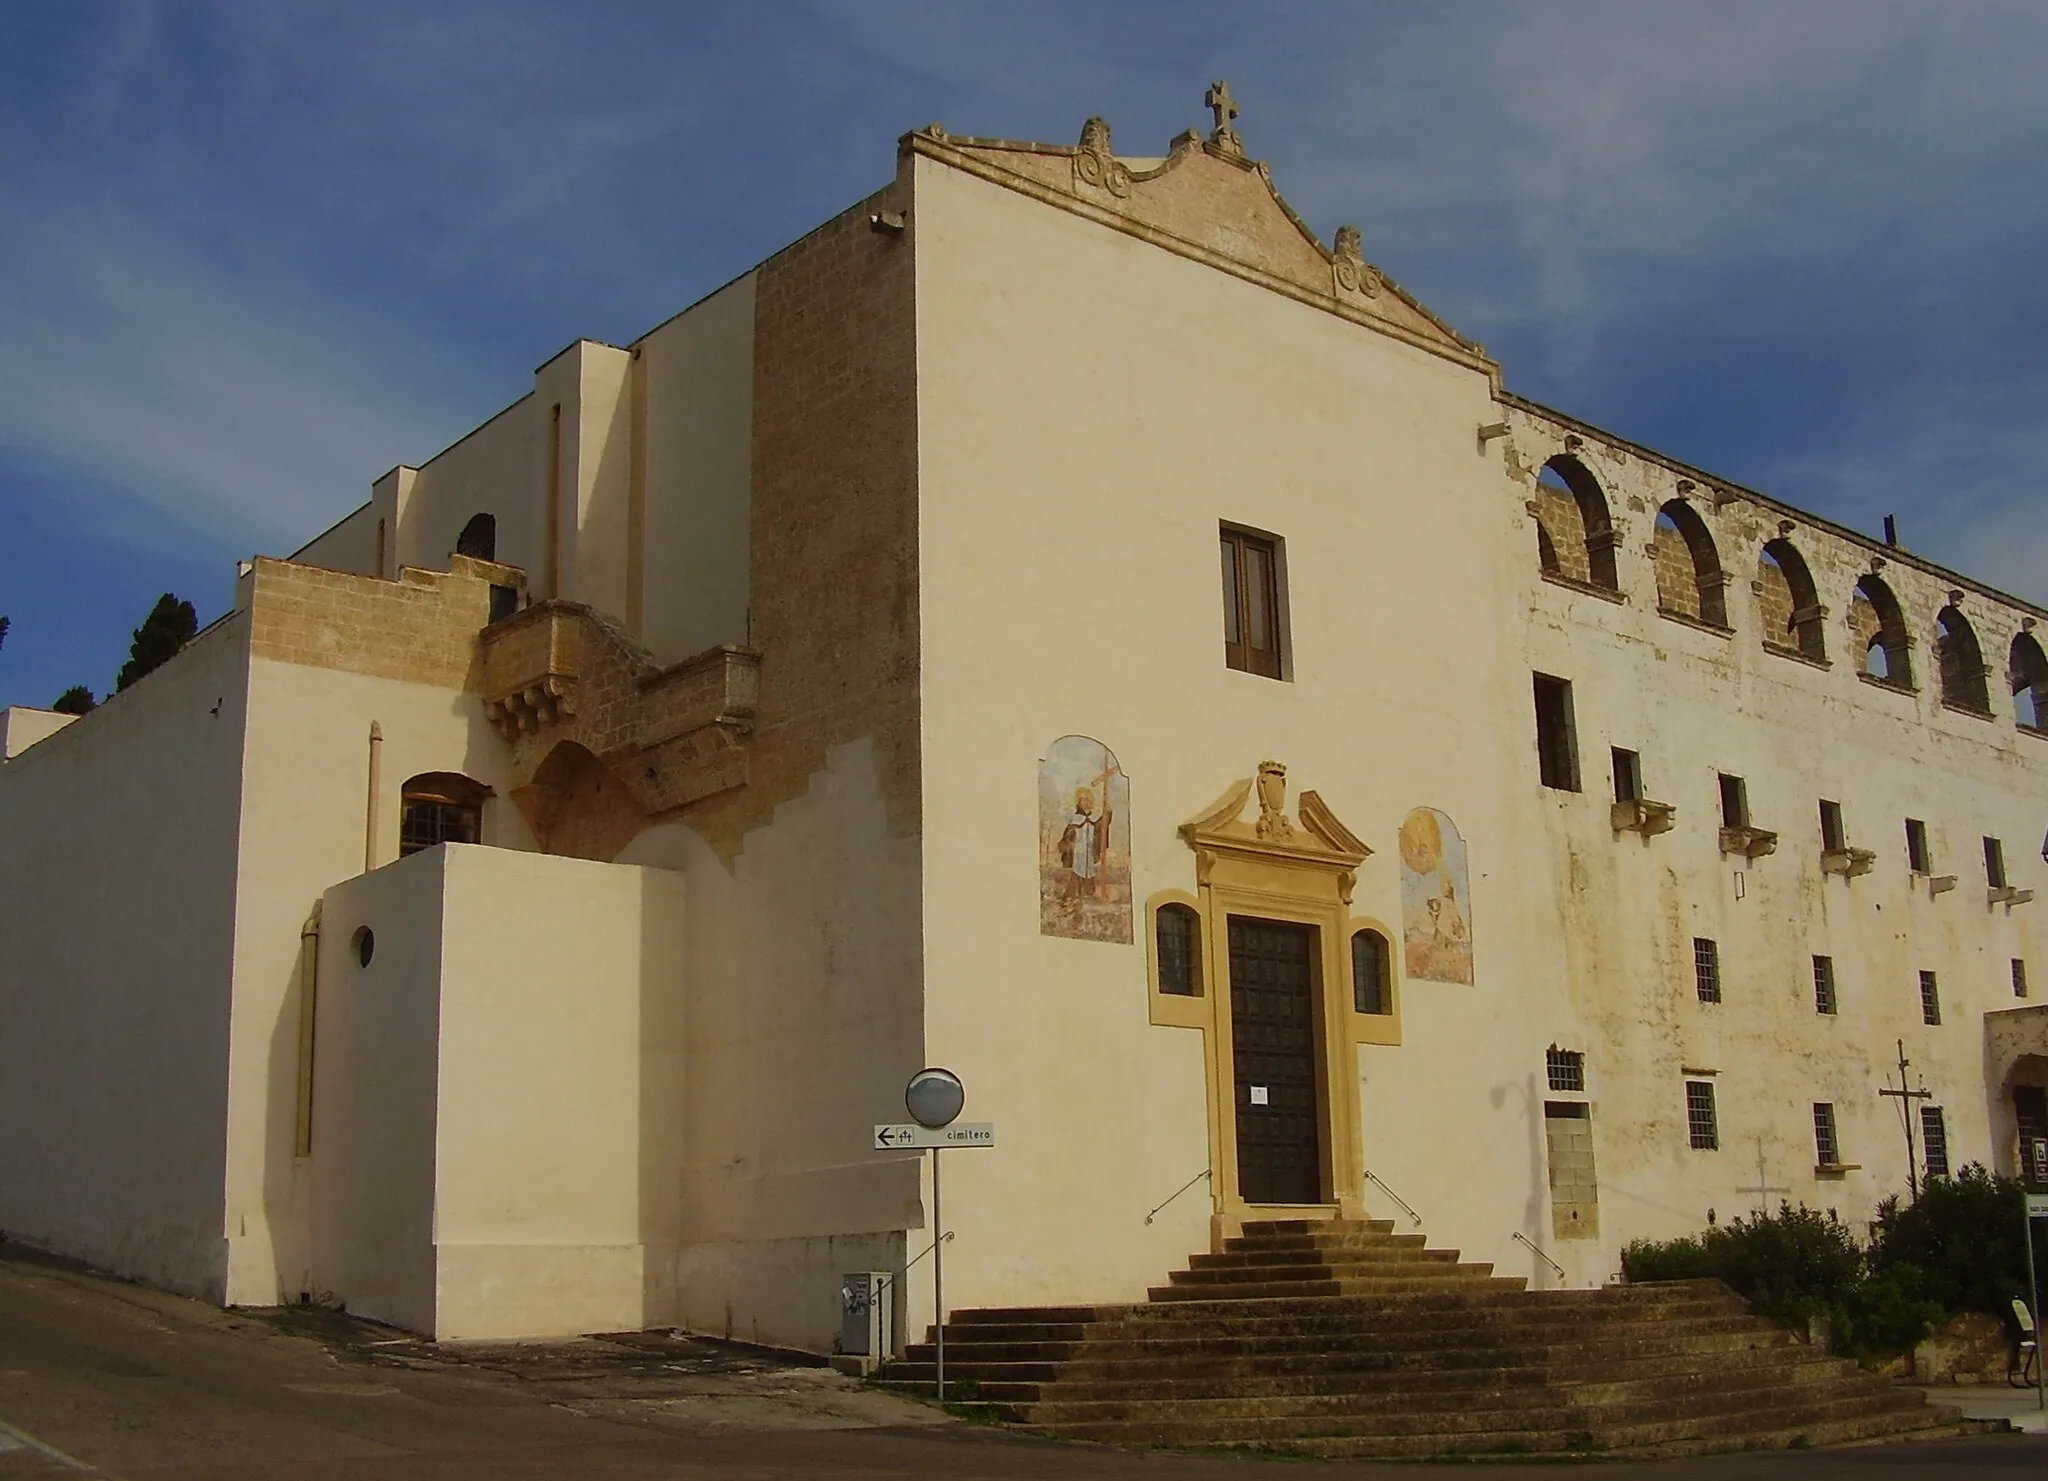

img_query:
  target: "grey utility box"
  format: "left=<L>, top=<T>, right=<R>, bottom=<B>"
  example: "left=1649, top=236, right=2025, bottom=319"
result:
left=840, top=1271, right=893, bottom=1358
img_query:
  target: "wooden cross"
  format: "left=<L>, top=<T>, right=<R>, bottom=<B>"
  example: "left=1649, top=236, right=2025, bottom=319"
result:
left=1736, top=1139, right=1791, bottom=1212
left=1877, top=1037, right=1934, bottom=1200
left=1206, top=80, right=1239, bottom=136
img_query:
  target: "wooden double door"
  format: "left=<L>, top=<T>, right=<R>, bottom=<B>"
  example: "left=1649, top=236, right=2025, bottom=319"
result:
left=1227, top=916, right=1323, bottom=1206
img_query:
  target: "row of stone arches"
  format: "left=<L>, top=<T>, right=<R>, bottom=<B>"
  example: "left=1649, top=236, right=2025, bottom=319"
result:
left=1532, top=454, right=2048, bottom=729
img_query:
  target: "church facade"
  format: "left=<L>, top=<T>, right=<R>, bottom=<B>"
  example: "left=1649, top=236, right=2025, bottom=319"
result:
left=3, top=89, right=2044, bottom=1354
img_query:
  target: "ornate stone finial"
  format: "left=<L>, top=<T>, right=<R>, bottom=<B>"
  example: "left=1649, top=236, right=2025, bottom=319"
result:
left=1331, top=224, right=1381, bottom=299
left=1072, top=115, right=1132, bottom=198
left=1254, top=759, right=1295, bottom=842
left=1205, top=79, right=1243, bottom=154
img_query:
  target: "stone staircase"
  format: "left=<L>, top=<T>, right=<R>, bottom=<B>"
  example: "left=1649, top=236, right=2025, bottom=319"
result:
left=877, top=1218, right=1969, bottom=1460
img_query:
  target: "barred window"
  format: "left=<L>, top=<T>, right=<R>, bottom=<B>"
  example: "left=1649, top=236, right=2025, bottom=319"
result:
left=1812, top=1103, right=1841, bottom=1167
left=1919, top=970, right=1941, bottom=1026
left=1693, top=938, right=1721, bottom=1004
left=1921, top=1106, right=1950, bottom=1179
left=1813, top=955, right=1836, bottom=1015
left=1685, top=1081, right=1719, bottom=1150
left=1350, top=929, right=1391, bottom=1015
left=398, top=772, right=490, bottom=857
left=1155, top=903, right=1201, bottom=996
left=1546, top=1047, right=1585, bottom=1093
left=2016, top=959, right=2030, bottom=1000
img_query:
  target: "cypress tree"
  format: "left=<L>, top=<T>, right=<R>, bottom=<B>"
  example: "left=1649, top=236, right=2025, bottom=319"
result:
left=116, top=594, right=198, bottom=692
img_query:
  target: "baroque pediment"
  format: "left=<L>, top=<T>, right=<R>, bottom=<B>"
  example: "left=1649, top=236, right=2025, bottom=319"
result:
left=1181, top=760, right=1370, bottom=885
left=904, top=88, right=1489, bottom=375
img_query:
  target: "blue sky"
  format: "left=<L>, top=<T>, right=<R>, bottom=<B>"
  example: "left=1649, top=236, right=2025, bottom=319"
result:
left=3, top=1, right=2045, bottom=708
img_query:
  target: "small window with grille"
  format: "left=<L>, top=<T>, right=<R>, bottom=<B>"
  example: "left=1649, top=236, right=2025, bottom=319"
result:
left=1921, top=1105, right=1950, bottom=1179
left=1986, top=836, right=2009, bottom=888
left=1546, top=1047, right=1585, bottom=1093
left=1718, top=774, right=1749, bottom=829
left=1919, top=970, right=1941, bottom=1026
left=1350, top=929, right=1391, bottom=1015
left=1155, top=903, right=1201, bottom=996
left=1693, top=938, right=1721, bottom=1003
left=398, top=772, right=491, bottom=857
left=1685, top=1081, right=1719, bottom=1150
left=1819, top=799, right=1846, bottom=853
left=2016, top=959, right=2030, bottom=999
left=1812, top=1103, right=1841, bottom=1167
left=1611, top=748, right=1642, bottom=804
left=1813, top=955, right=1836, bottom=1015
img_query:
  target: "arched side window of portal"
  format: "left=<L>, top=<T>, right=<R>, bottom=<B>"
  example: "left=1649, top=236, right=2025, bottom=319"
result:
left=399, top=771, right=492, bottom=856
left=455, top=513, right=498, bottom=562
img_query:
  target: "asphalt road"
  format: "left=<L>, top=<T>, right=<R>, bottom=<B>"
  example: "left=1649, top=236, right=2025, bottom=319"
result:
left=0, top=1239, right=2040, bottom=1479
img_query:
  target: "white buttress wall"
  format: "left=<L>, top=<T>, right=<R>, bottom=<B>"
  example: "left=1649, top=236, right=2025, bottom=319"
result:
left=0, top=617, right=252, bottom=1297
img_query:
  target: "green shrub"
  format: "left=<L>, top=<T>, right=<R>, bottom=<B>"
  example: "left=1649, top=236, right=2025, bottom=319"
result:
left=1621, top=1234, right=1716, bottom=1283
left=1830, top=1261, right=1942, bottom=1361
left=1869, top=1164, right=2037, bottom=1319
left=1707, top=1204, right=1863, bottom=1331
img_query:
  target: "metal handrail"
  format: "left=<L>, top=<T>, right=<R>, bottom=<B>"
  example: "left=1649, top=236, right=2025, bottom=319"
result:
left=901, top=1229, right=953, bottom=1277
left=1145, top=1168, right=1212, bottom=1225
left=1363, top=1170, right=1423, bottom=1227
left=1514, top=1230, right=1567, bottom=1281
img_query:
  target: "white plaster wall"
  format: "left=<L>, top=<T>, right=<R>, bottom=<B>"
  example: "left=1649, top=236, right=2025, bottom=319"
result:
left=290, top=502, right=381, bottom=576
left=309, top=849, right=444, bottom=1333
left=637, top=274, right=756, bottom=664
left=400, top=399, right=541, bottom=581
left=0, top=619, right=252, bottom=1297
left=225, top=658, right=538, bottom=1306
left=432, top=845, right=686, bottom=1340
left=617, top=738, right=924, bottom=1354
left=907, top=154, right=2048, bottom=1315
left=910, top=157, right=1519, bottom=1317
left=0, top=706, right=78, bottom=758
left=1496, top=406, right=2048, bottom=1267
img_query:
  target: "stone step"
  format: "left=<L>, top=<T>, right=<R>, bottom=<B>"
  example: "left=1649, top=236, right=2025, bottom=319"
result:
left=1166, top=1259, right=1500, bottom=1285
left=1191, top=1244, right=1462, bottom=1269
left=919, top=1304, right=1777, bottom=1353
left=1020, top=1384, right=1941, bottom=1448
left=906, top=1312, right=1788, bottom=1366
left=1147, top=1274, right=1531, bottom=1302
left=1016, top=1352, right=1872, bottom=1419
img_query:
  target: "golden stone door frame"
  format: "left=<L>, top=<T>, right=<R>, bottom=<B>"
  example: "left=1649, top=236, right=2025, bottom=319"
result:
left=1162, top=762, right=1380, bottom=1244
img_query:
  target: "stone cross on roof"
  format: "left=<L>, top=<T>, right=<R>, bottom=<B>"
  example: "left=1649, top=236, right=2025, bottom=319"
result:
left=1205, top=80, right=1240, bottom=138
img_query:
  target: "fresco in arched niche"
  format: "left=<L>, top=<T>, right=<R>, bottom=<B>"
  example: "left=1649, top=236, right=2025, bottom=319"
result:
left=1038, top=735, right=1131, bottom=943
left=1399, top=807, right=1473, bottom=984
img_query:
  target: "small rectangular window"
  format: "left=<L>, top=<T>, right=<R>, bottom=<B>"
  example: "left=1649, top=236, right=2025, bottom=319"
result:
left=1685, top=1081, right=1719, bottom=1150
left=1351, top=929, right=1390, bottom=1015
left=1819, top=800, right=1846, bottom=853
left=1155, top=904, right=1201, bottom=996
left=1921, top=1105, right=1949, bottom=1179
left=1693, top=938, right=1721, bottom=1004
left=1986, top=836, right=2008, bottom=889
left=1905, top=819, right=1930, bottom=874
left=1546, top=1047, right=1585, bottom=1093
left=1533, top=674, right=1580, bottom=792
left=1812, top=1102, right=1841, bottom=1167
left=1220, top=527, right=1284, bottom=679
left=2016, top=959, right=2030, bottom=999
left=1718, top=774, right=1749, bottom=830
left=1611, top=748, right=1641, bottom=804
left=1919, top=970, right=1941, bottom=1026
left=1813, top=955, right=1836, bottom=1015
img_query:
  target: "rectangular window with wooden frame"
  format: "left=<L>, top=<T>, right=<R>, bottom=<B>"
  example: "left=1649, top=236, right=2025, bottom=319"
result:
left=1220, top=526, right=1284, bottom=679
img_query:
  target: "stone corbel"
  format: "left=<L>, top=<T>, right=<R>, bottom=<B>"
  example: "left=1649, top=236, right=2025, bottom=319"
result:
left=1612, top=798, right=1676, bottom=836
left=1928, top=874, right=1958, bottom=896
left=1718, top=825, right=1777, bottom=860
left=1991, top=886, right=2036, bottom=908
left=1821, top=847, right=1877, bottom=878
left=484, top=676, right=575, bottom=740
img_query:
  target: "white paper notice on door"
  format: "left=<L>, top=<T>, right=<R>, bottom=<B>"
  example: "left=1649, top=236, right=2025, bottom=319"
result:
left=1249, top=1086, right=1269, bottom=1105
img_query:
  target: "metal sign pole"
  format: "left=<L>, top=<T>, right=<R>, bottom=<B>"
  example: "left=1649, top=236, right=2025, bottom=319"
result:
left=2028, top=1197, right=2045, bottom=1412
left=933, top=1147, right=944, bottom=1403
